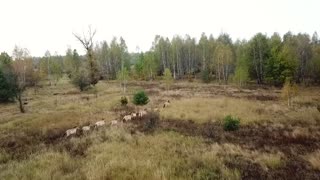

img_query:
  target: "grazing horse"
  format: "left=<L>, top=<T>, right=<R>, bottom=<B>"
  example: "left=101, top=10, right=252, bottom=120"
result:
left=94, top=120, right=106, bottom=128
left=65, top=127, right=79, bottom=137
left=123, top=115, right=132, bottom=122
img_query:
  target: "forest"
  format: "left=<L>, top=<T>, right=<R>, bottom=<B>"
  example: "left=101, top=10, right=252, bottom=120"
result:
left=2, top=31, right=320, bottom=102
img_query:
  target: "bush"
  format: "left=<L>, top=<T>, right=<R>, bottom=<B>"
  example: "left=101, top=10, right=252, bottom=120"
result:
left=71, top=68, right=91, bottom=91
left=201, top=69, right=211, bottom=83
left=120, top=96, right=128, bottom=106
left=0, top=69, right=16, bottom=102
left=133, top=90, right=149, bottom=106
left=223, top=115, right=240, bottom=131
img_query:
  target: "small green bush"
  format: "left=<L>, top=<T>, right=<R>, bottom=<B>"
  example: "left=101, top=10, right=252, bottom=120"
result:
left=133, top=90, right=149, bottom=106
left=201, top=69, right=211, bottom=83
left=71, top=68, right=91, bottom=91
left=0, top=69, right=16, bottom=102
left=223, top=115, right=240, bottom=131
left=120, top=96, right=128, bottom=106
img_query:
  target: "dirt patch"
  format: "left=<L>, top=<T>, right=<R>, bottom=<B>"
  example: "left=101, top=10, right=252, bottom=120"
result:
left=246, top=94, right=279, bottom=101
left=153, top=119, right=320, bottom=155
left=225, top=157, right=269, bottom=179
left=145, top=88, right=161, bottom=96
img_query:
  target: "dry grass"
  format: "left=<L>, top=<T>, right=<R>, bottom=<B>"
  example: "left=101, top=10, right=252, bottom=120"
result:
left=209, top=143, right=284, bottom=171
left=1, top=126, right=288, bottom=179
left=0, top=79, right=319, bottom=179
left=0, top=128, right=242, bottom=180
left=159, top=96, right=320, bottom=125
left=0, top=151, right=83, bottom=180
left=160, top=97, right=269, bottom=124
left=304, top=150, right=320, bottom=171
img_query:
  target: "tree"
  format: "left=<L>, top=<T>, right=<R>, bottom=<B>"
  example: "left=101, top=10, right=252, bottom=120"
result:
left=234, top=40, right=249, bottom=86
left=133, top=91, right=149, bottom=106
left=278, top=35, right=299, bottom=83
left=0, top=53, right=15, bottom=102
left=234, top=64, right=249, bottom=87
left=310, top=40, right=320, bottom=83
left=312, top=32, right=319, bottom=44
left=64, top=48, right=81, bottom=78
left=11, top=46, right=33, bottom=113
left=145, top=52, right=157, bottom=80
left=247, top=33, right=270, bottom=84
left=163, top=68, right=173, bottom=90
left=214, top=42, right=233, bottom=84
left=0, top=70, right=16, bottom=102
left=108, top=37, right=121, bottom=79
left=281, top=78, right=298, bottom=107
left=295, top=33, right=312, bottom=84
left=73, top=26, right=99, bottom=86
left=201, top=68, right=210, bottom=83
left=153, top=36, right=171, bottom=74
left=135, top=53, right=145, bottom=79
left=64, top=48, right=74, bottom=77
left=116, top=67, right=129, bottom=94
left=51, top=58, right=63, bottom=85
left=198, top=33, right=210, bottom=71
left=12, top=60, right=27, bottom=113
left=265, top=33, right=283, bottom=85
left=171, top=36, right=183, bottom=79
left=0, top=52, right=12, bottom=68
left=44, top=50, right=52, bottom=85
left=96, top=41, right=110, bottom=79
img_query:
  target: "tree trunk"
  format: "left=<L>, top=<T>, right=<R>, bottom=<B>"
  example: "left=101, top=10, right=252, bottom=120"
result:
left=17, top=93, right=25, bottom=113
left=253, top=48, right=260, bottom=84
left=258, top=42, right=263, bottom=84
left=162, top=51, right=166, bottom=71
left=217, top=60, right=221, bottom=84
left=173, top=62, right=176, bottom=80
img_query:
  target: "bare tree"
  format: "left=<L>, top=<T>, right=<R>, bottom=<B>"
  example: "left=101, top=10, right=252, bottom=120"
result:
left=11, top=46, right=31, bottom=113
left=73, top=26, right=99, bottom=86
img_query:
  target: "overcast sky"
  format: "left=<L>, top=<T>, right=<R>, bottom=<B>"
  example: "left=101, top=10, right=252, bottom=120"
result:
left=0, top=0, right=319, bottom=56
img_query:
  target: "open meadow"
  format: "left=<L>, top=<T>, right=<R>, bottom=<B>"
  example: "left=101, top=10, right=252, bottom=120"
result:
left=0, top=78, right=320, bottom=180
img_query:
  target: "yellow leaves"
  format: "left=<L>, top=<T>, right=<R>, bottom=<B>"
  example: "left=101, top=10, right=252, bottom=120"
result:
left=281, top=79, right=298, bottom=107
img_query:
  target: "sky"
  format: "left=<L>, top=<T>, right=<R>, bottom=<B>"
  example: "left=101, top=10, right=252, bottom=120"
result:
left=0, top=0, right=319, bottom=56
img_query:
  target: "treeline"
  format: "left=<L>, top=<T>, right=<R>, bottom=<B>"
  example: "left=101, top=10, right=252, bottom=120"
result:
left=1, top=31, right=320, bottom=91
left=1, top=31, right=320, bottom=112
left=93, top=31, right=320, bottom=86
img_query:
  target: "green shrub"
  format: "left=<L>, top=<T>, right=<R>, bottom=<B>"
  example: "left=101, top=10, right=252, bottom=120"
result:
left=201, top=69, right=211, bottom=83
left=0, top=70, right=16, bottom=102
left=223, top=115, right=240, bottom=131
left=133, top=90, right=149, bottom=106
left=120, top=96, right=128, bottom=106
left=71, top=68, right=90, bottom=91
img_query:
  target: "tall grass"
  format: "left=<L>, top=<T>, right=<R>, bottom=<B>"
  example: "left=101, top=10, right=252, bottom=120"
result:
left=304, top=150, right=320, bottom=171
left=160, top=97, right=320, bottom=125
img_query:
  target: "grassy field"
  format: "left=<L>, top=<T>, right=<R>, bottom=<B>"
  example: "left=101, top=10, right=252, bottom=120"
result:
left=0, top=78, right=320, bottom=179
